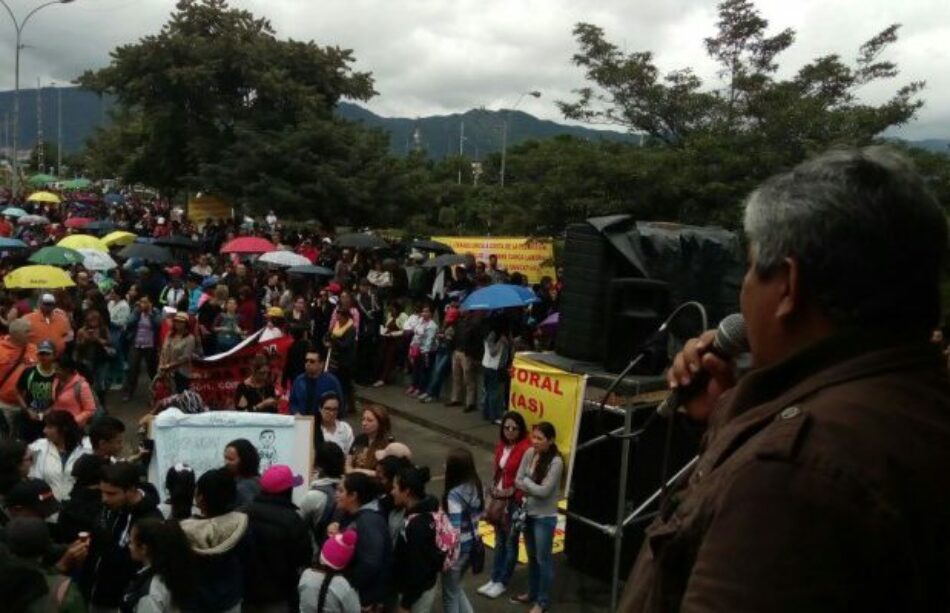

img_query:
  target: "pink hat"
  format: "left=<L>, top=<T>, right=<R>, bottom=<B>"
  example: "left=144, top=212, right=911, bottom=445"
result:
left=259, top=465, right=303, bottom=494
left=320, top=530, right=358, bottom=571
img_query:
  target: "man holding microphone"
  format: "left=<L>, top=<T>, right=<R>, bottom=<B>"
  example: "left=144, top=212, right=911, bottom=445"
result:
left=622, top=147, right=950, bottom=612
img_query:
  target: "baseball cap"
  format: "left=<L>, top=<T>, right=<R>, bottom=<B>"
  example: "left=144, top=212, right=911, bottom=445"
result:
left=320, top=529, right=358, bottom=571
left=174, top=311, right=189, bottom=322
left=163, top=306, right=177, bottom=316
left=374, top=441, right=413, bottom=462
left=165, top=265, right=183, bottom=277
left=266, top=306, right=284, bottom=318
left=259, top=465, right=303, bottom=494
left=5, top=479, right=60, bottom=518
left=40, top=293, right=55, bottom=305
left=36, top=340, right=55, bottom=355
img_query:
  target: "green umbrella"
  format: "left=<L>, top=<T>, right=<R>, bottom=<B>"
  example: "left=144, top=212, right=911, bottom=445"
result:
left=61, top=178, right=92, bottom=190
left=28, top=173, right=57, bottom=186
left=28, top=245, right=85, bottom=267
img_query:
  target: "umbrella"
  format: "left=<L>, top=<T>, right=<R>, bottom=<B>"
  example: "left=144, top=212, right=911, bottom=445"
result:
left=259, top=251, right=312, bottom=267
left=460, top=284, right=540, bottom=312
left=78, top=248, right=118, bottom=271
left=287, top=264, right=335, bottom=277
left=61, top=178, right=92, bottom=190
left=59, top=234, right=108, bottom=252
left=422, top=253, right=475, bottom=269
left=28, top=246, right=85, bottom=267
left=0, top=237, right=29, bottom=251
left=64, top=217, right=94, bottom=229
left=27, top=191, right=61, bottom=204
left=1, top=207, right=28, bottom=218
left=103, top=193, right=125, bottom=206
left=539, top=312, right=559, bottom=334
left=17, top=215, right=50, bottom=226
left=334, top=233, right=388, bottom=250
left=101, top=231, right=137, bottom=247
left=4, top=265, right=75, bottom=289
left=154, top=235, right=200, bottom=250
left=118, top=243, right=173, bottom=263
left=411, top=239, right=454, bottom=254
left=221, top=236, right=276, bottom=254
left=28, top=173, right=57, bottom=186
left=85, top=220, right=118, bottom=233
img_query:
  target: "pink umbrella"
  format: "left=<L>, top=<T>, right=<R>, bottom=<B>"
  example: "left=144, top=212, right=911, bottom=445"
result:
left=64, top=217, right=94, bottom=229
left=220, top=236, right=277, bottom=254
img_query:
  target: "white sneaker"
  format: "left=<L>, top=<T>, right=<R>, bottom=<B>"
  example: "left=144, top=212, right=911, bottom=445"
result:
left=485, top=583, right=507, bottom=599
left=477, top=581, right=495, bottom=595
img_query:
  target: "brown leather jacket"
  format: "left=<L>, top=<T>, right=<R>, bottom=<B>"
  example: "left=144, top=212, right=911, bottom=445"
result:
left=621, top=334, right=950, bottom=612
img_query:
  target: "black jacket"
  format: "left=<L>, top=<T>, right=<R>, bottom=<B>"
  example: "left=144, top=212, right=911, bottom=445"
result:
left=180, top=511, right=253, bottom=612
left=341, top=504, right=392, bottom=607
left=243, top=493, right=313, bottom=605
left=393, top=496, right=443, bottom=608
left=82, top=482, right=162, bottom=608
left=58, top=485, right=102, bottom=543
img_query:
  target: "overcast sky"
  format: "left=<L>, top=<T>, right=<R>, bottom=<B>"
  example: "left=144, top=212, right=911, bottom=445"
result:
left=1, top=0, right=948, bottom=138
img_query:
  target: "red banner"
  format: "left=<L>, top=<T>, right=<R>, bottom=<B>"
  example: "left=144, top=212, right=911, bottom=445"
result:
left=190, top=330, right=293, bottom=410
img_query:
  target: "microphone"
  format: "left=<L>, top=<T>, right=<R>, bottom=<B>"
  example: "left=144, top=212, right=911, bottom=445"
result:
left=655, top=313, right=748, bottom=418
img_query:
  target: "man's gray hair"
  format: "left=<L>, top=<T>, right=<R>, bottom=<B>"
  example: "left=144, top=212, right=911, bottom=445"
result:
left=8, top=318, right=31, bottom=338
left=744, top=146, right=947, bottom=334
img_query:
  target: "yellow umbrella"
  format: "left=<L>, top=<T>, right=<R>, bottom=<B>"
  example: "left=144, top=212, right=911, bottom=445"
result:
left=4, top=265, right=75, bottom=289
left=58, top=234, right=108, bottom=252
left=26, top=191, right=61, bottom=204
left=101, top=230, right=137, bottom=247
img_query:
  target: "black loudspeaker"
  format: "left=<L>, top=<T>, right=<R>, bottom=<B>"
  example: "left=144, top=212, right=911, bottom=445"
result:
left=565, top=405, right=702, bottom=580
left=603, top=279, right=671, bottom=374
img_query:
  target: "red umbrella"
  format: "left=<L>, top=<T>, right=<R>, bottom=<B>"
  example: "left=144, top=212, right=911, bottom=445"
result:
left=64, top=217, right=94, bottom=229
left=220, top=236, right=277, bottom=254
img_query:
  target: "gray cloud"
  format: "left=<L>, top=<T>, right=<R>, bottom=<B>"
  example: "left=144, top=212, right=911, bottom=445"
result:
left=0, top=0, right=946, bottom=138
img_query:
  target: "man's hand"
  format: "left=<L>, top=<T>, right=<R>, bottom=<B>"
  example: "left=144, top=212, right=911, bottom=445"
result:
left=54, top=539, right=89, bottom=573
left=667, top=329, right=736, bottom=423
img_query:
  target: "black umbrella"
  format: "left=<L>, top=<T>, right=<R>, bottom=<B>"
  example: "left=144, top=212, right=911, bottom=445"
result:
left=422, top=253, right=475, bottom=269
left=85, top=220, right=117, bottom=234
left=410, top=239, right=455, bottom=254
left=287, top=264, right=335, bottom=277
left=155, top=235, right=201, bottom=250
left=334, top=232, right=389, bottom=250
left=117, top=243, right=174, bottom=264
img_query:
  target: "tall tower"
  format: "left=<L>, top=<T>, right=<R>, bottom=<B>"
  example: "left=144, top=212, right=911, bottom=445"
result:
left=411, top=123, right=423, bottom=153
left=36, top=81, right=44, bottom=174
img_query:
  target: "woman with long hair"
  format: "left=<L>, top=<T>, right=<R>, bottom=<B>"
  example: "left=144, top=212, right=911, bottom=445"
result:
left=213, top=297, right=245, bottom=353
left=326, top=306, right=357, bottom=415
left=234, top=354, right=279, bottom=413
left=441, top=447, right=485, bottom=613
left=478, top=411, right=532, bottom=600
left=348, top=404, right=393, bottom=472
left=28, top=410, right=89, bottom=502
left=512, top=422, right=564, bottom=613
left=223, top=438, right=261, bottom=507
left=392, top=465, right=443, bottom=612
left=159, top=312, right=198, bottom=393
left=123, top=518, right=197, bottom=612
left=335, top=472, right=389, bottom=610
left=160, top=464, right=196, bottom=520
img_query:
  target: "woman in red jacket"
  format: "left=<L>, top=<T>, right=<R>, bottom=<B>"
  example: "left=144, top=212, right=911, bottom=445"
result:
left=478, top=410, right=532, bottom=600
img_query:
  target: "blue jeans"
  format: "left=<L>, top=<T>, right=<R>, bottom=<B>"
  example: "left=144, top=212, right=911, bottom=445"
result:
left=490, top=505, right=521, bottom=586
left=411, top=352, right=433, bottom=391
left=524, top=515, right=557, bottom=608
left=482, top=368, right=503, bottom=421
left=441, top=551, right=473, bottom=613
left=425, top=349, right=452, bottom=398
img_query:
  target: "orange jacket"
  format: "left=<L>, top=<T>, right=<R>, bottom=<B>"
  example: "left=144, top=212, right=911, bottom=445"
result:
left=0, top=337, right=37, bottom=406
left=24, top=309, right=72, bottom=356
left=50, top=373, right=97, bottom=427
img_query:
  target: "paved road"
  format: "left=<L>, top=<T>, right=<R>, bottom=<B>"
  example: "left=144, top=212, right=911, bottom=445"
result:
left=107, top=390, right=611, bottom=612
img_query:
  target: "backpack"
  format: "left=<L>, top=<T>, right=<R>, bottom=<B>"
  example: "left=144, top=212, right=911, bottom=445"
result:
left=411, top=509, right=460, bottom=573
left=310, top=482, right=338, bottom=548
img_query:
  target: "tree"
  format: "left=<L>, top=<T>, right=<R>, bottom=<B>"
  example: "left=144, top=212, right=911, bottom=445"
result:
left=78, top=0, right=388, bottom=224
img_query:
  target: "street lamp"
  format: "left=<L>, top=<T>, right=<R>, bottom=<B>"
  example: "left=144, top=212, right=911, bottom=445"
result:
left=499, top=90, right=541, bottom=189
left=0, top=0, right=76, bottom=195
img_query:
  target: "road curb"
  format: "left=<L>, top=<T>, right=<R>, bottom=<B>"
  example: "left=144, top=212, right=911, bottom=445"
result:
left=357, top=395, right=495, bottom=452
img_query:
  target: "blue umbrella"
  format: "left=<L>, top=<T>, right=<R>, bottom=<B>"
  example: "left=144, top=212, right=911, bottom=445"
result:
left=460, top=283, right=539, bottom=311
left=0, top=237, right=29, bottom=250
left=2, top=207, right=28, bottom=218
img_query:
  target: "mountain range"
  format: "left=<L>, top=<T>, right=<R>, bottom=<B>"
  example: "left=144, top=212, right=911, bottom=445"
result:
left=0, top=87, right=946, bottom=160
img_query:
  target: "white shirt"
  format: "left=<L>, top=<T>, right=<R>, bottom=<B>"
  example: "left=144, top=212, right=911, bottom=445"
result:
left=321, top=420, right=355, bottom=454
left=108, top=299, right=131, bottom=328
left=260, top=324, right=284, bottom=343
left=29, top=439, right=91, bottom=502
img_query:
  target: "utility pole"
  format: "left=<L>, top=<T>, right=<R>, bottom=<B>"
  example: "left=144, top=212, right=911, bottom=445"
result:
left=57, top=85, right=62, bottom=177
left=457, top=120, right=465, bottom=185
left=36, top=80, right=44, bottom=174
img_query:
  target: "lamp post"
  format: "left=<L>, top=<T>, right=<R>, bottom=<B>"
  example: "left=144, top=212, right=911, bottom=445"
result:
left=0, top=0, right=76, bottom=195
left=499, top=90, right=541, bottom=189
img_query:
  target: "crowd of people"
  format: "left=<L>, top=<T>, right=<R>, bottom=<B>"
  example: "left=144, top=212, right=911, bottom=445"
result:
left=0, top=188, right=566, bottom=612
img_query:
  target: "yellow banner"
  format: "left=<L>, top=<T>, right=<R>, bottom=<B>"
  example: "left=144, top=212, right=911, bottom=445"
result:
left=431, top=236, right=555, bottom=284
left=187, top=195, right=233, bottom=224
left=508, top=354, right=586, bottom=484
